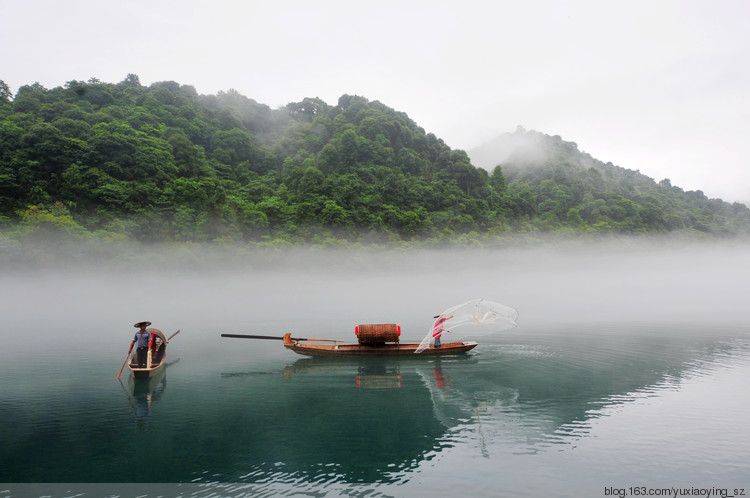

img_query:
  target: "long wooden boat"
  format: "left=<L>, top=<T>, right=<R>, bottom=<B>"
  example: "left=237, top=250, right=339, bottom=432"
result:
left=128, top=328, right=180, bottom=379
left=221, top=330, right=478, bottom=358
left=283, top=336, right=478, bottom=357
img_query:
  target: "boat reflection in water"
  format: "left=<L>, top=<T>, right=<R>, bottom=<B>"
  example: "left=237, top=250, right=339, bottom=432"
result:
left=213, top=329, right=749, bottom=485
left=217, top=356, right=471, bottom=483
left=282, top=356, right=467, bottom=390
left=279, top=356, right=487, bottom=442
left=119, top=359, right=179, bottom=430
left=355, top=362, right=402, bottom=389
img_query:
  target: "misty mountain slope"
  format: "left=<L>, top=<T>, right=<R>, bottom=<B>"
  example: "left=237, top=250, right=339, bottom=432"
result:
left=471, top=127, right=611, bottom=172
left=468, top=127, right=750, bottom=234
left=0, top=76, right=749, bottom=256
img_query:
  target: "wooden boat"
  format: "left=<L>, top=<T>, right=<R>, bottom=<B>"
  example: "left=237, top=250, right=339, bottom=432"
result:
left=221, top=323, right=478, bottom=358
left=127, top=328, right=180, bottom=379
left=281, top=334, right=478, bottom=357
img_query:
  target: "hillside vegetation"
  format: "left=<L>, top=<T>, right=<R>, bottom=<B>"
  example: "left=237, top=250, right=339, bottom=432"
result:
left=469, top=127, right=750, bottom=235
left=1, top=76, right=748, bottom=255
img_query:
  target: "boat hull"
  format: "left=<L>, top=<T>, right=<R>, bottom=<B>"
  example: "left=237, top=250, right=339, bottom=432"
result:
left=283, top=341, right=477, bottom=357
left=128, top=362, right=165, bottom=379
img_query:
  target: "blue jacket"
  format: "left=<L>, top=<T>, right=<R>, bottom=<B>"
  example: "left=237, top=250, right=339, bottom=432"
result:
left=134, top=330, right=151, bottom=348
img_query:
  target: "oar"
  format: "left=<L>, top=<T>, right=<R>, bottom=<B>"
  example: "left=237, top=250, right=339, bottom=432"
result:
left=221, top=333, right=344, bottom=343
left=167, top=329, right=180, bottom=341
left=116, top=346, right=132, bottom=379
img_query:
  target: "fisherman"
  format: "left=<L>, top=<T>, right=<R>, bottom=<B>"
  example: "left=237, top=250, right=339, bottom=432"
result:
left=129, top=321, right=153, bottom=368
left=432, top=313, right=453, bottom=348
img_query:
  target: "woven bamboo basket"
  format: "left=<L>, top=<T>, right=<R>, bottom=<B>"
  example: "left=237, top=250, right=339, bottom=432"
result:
left=355, top=324, right=401, bottom=344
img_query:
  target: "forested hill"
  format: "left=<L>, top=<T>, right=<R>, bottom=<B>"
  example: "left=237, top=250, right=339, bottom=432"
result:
left=0, top=76, right=748, bottom=249
left=469, top=127, right=750, bottom=234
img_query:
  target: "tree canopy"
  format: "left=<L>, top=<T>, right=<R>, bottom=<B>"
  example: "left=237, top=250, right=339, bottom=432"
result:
left=1, top=76, right=748, bottom=252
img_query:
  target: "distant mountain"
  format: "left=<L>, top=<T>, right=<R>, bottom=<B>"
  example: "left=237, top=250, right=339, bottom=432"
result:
left=469, top=126, right=606, bottom=171
left=468, top=127, right=750, bottom=234
left=470, top=126, right=683, bottom=189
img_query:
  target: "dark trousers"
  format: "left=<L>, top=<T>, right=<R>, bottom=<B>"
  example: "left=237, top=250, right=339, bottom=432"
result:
left=136, top=347, right=148, bottom=367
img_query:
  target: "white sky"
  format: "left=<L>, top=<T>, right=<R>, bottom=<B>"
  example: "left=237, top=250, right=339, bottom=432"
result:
left=3, top=0, right=749, bottom=203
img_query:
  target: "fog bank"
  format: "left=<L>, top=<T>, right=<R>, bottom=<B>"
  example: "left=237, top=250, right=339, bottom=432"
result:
left=2, top=238, right=747, bottom=355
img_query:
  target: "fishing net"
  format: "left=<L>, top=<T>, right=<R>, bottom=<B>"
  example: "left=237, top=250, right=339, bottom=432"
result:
left=415, top=299, right=519, bottom=353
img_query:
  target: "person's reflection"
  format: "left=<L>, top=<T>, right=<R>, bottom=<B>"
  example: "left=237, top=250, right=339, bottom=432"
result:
left=134, top=392, right=153, bottom=430
left=120, top=368, right=169, bottom=431
left=433, top=359, right=448, bottom=389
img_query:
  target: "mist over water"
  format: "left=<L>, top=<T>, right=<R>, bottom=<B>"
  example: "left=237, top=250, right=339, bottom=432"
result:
left=2, top=237, right=749, bottom=495
left=3, top=237, right=747, bottom=342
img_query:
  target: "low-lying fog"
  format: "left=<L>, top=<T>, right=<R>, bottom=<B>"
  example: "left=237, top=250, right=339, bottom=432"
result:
left=2, top=238, right=748, bottom=353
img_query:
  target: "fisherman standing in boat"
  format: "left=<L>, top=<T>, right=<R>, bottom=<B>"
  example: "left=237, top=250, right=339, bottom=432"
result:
left=130, top=321, right=153, bottom=368
left=432, top=313, right=453, bottom=348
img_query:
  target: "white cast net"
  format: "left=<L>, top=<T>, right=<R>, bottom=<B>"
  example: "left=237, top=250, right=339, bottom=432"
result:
left=415, top=299, right=519, bottom=353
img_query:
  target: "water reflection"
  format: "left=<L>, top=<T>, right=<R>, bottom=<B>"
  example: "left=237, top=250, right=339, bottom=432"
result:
left=356, top=362, right=402, bottom=389
left=280, top=356, right=468, bottom=390
left=212, top=328, right=749, bottom=483
left=118, top=360, right=176, bottom=430
left=1, top=326, right=747, bottom=484
left=435, top=330, right=750, bottom=456
left=217, top=357, right=449, bottom=483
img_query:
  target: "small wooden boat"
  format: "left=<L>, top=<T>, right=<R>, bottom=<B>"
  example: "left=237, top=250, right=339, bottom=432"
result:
left=127, top=328, right=180, bottom=379
left=221, top=323, right=478, bottom=358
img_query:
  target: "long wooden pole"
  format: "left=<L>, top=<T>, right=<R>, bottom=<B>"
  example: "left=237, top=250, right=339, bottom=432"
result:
left=221, top=333, right=343, bottom=342
left=116, top=346, right=132, bottom=379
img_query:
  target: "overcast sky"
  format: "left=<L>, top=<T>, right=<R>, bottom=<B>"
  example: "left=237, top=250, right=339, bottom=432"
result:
left=3, top=0, right=749, bottom=203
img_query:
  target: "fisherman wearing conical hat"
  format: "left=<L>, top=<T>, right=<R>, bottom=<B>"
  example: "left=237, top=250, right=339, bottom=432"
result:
left=129, top=321, right=153, bottom=368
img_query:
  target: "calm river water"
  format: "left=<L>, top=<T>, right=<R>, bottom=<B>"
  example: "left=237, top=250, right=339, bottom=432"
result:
left=1, top=240, right=749, bottom=497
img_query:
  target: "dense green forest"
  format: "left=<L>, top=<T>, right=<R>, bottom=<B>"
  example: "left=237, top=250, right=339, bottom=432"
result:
left=1, top=75, right=748, bottom=255
left=470, top=128, right=750, bottom=235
